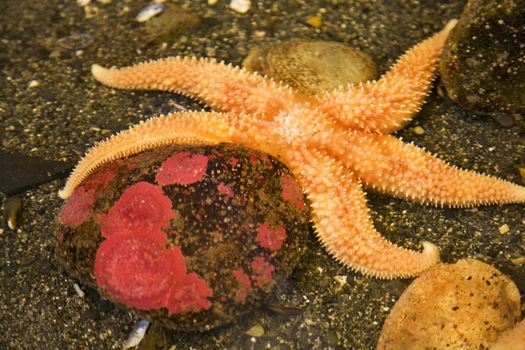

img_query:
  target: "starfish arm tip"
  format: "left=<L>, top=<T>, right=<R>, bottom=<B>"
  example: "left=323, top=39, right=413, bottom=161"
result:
left=91, top=63, right=109, bottom=81
left=445, top=19, right=458, bottom=32
left=370, top=242, right=441, bottom=279
left=421, top=241, right=441, bottom=265
left=58, top=188, right=69, bottom=200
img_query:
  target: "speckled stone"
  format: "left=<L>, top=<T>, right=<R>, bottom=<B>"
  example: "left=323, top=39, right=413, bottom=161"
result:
left=56, top=144, right=310, bottom=331
left=243, top=39, right=377, bottom=96
left=439, top=0, right=525, bottom=116
left=377, top=259, right=521, bottom=350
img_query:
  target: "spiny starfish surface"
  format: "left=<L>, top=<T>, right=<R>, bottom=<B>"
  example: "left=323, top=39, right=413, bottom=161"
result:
left=59, top=20, right=525, bottom=278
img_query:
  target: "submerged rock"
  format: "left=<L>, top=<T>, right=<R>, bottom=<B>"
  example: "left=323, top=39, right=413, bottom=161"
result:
left=439, top=0, right=525, bottom=116
left=243, top=39, right=377, bottom=96
left=377, top=259, right=521, bottom=350
left=491, top=319, right=525, bottom=350
left=141, top=4, right=200, bottom=45
left=56, top=144, right=310, bottom=331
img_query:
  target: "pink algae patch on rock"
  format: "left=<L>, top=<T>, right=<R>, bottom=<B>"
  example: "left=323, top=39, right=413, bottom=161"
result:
left=59, top=186, right=95, bottom=228
left=94, top=229, right=178, bottom=311
left=228, top=157, right=239, bottom=168
left=249, top=153, right=258, bottom=165
left=217, top=182, right=234, bottom=197
left=280, top=175, right=305, bottom=209
left=166, top=272, right=213, bottom=314
left=233, top=268, right=252, bottom=302
left=258, top=153, right=272, bottom=168
left=99, top=181, right=174, bottom=238
left=84, top=164, right=118, bottom=193
left=95, top=227, right=213, bottom=314
left=156, top=152, right=208, bottom=185
left=257, top=221, right=286, bottom=251
left=251, top=256, right=275, bottom=288
left=59, top=165, right=119, bottom=229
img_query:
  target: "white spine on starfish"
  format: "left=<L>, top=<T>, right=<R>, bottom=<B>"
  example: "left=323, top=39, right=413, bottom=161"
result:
left=286, top=147, right=440, bottom=278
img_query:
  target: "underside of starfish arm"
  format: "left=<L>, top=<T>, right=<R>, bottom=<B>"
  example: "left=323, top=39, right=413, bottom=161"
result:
left=319, top=19, right=457, bottom=134
left=91, top=57, right=297, bottom=119
left=333, top=131, right=525, bottom=206
left=59, top=111, right=276, bottom=199
left=285, top=147, right=440, bottom=278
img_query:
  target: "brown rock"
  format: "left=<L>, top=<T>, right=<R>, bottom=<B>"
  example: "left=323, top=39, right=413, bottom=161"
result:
left=439, top=0, right=525, bottom=116
left=56, top=144, right=310, bottom=331
left=377, top=259, right=521, bottom=350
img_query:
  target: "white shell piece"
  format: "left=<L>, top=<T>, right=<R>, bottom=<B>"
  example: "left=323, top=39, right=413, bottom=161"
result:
left=77, top=0, right=91, bottom=6
left=136, top=2, right=165, bottom=23
left=123, top=319, right=150, bottom=349
left=73, top=283, right=85, bottom=298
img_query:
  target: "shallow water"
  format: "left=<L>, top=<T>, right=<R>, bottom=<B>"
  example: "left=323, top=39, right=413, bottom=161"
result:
left=1, top=0, right=524, bottom=349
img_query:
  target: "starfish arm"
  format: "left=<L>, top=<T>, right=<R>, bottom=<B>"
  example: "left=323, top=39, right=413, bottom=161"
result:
left=58, top=111, right=275, bottom=199
left=319, top=19, right=457, bottom=134
left=286, top=147, right=440, bottom=278
left=333, top=131, right=525, bottom=206
left=91, top=57, right=296, bottom=118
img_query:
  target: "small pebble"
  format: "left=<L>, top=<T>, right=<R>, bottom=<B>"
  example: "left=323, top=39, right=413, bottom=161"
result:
left=77, top=0, right=90, bottom=6
left=510, top=257, right=525, bottom=266
left=333, top=275, right=347, bottom=286
left=306, top=16, right=322, bottom=28
left=499, top=224, right=510, bottom=234
left=229, top=0, right=250, bottom=13
left=412, top=126, right=425, bottom=135
left=136, top=2, right=165, bottom=23
left=3, top=196, right=23, bottom=230
left=245, top=324, right=264, bottom=337
left=28, top=80, right=40, bottom=89
left=518, top=167, right=525, bottom=185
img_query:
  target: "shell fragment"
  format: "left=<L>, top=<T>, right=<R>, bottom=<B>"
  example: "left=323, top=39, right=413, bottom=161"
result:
left=136, top=2, right=165, bottom=23
left=123, top=319, right=150, bottom=349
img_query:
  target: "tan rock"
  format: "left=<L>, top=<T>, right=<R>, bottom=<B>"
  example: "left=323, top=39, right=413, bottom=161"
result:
left=377, top=259, right=521, bottom=350
left=242, top=39, right=377, bottom=96
left=491, top=319, right=525, bottom=350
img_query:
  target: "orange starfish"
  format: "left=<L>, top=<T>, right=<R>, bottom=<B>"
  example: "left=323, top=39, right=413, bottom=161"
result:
left=59, top=20, right=525, bottom=278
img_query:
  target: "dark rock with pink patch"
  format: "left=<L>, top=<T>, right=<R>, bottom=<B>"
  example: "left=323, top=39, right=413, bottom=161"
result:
left=56, top=144, right=310, bottom=331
